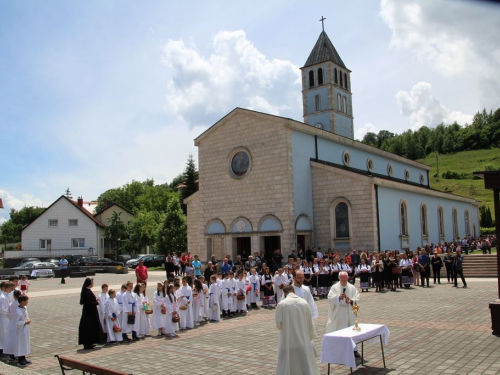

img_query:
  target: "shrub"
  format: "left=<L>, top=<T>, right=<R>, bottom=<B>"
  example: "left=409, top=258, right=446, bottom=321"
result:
left=441, top=170, right=469, bottom=179
left=480, top=227, right=496, bottom=235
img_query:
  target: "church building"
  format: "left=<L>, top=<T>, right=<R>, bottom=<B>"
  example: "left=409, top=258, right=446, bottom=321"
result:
left=185, top=30, right=480, bottom=262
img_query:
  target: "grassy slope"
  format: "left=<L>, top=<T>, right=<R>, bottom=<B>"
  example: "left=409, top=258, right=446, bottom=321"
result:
left=417, top=148, right=500, bottom=212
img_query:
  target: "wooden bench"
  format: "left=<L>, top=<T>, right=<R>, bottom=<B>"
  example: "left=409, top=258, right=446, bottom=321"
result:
left=55, top=355, right=132, bottom=375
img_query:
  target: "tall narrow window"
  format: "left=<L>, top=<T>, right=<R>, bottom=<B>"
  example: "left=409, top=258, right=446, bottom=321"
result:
left=334, top=68, right=338, bottom=84
left=438, top=206, right=445, bottom=237
left=421, top=204, right=428, bottom=237
left=318, top=68, right=324, bottom=85
left=315, top=95, right=321, bottom=111
left=335, top=202, right=350, bottom=238
left=337, top=94, right=342, bottom=112
left=452, top=208, right=458, bottom=237
left=400, top=201, right=408, bottom=236
left=342, top=97, right=347, bottom=113
left=465, top=210, right=470, bottom=235
left=309, top=70, right=315, bottom=87
left=344, top=73, right=348, bottom=89
left=339, top=70, right=343, bottom=86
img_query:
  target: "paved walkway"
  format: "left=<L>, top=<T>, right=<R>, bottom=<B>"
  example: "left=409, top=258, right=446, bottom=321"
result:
left=4, top=272, right=499, bottom=374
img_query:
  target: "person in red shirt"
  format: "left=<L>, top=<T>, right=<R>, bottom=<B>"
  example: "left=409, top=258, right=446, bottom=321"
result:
left=180, top=253, right=188, bottom=275
left=135, top=260, right=148, bottom=287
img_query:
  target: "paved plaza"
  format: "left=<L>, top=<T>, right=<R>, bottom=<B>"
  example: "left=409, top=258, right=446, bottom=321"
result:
left=2, top=271, right=499, bottom=375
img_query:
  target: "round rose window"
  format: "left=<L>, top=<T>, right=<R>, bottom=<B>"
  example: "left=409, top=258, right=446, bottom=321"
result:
left=231, top=151, right=250, bottom=177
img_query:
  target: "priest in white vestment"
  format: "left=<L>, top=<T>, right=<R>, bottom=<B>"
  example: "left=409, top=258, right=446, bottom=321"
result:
left=325, top=271, right=359, bottom=334
left=275, top=285, right=319, bottom=375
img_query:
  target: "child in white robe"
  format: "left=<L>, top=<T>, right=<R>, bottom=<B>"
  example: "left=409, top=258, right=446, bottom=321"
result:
left=172, top=282, right=181, bottom=333
left=152, top=283, right=167, bottom=335
left=248, top=268, right=260, bottom=309
left=104, top=290, right=123, bottom=344
left=4, top=289, right=21, bottom=361
left=98, top=284, right=109, bottom=334
left=228, top=272, right=237, bottom=315
left=0, top=282, right=13, bottom=359
left=121, top=281, right=137, bottom=341
left=199, top=276, right=210, bottom=319
left=208, top=275, right=221, bottom=322
left=164, top=285, right=178, bottom=337
left=177, top=277, right=194, bottom=329
left=235, top=274, right=247, bottom=313
left=133, top=283, right=150, bottom=338
left=11, top=295, right=31, bottom=367
left=192, top=279, right=204, bottom=325
left=274, top=268, right=288, bottom=302
left=243, top=270, right=250, bottom=310
left=220, top=273, right=233, bottom=317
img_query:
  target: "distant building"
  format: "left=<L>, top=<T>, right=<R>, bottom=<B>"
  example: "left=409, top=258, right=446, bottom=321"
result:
left=185, top=30, right=480, bottom=262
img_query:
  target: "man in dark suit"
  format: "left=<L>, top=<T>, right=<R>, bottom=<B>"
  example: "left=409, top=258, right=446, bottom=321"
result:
left=453, top=248, right=467, bottom=288
left=350, top=250, right=360, bottom=268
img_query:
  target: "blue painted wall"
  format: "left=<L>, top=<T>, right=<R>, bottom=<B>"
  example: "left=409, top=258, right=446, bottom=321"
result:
left=334, top=113, right=353, bottom=138
left=305, top=87, right=329, bottom=115
left=377, top=186, right=479, bottom=250
left=307, top=113, right=331, bottom=131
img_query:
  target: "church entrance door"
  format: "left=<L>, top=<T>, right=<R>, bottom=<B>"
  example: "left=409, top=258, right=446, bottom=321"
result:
left=296, top=234, right=311, bottom=253
left=235, top=237, right=251, bottom=262
left=262, top=236, right=281, bottom=262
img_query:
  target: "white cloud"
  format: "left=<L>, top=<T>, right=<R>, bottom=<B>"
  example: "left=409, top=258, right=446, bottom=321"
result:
left=0, top=190, right=46, bottom=223
left=162, top=30, right=302, bottom=128
left=355, top=123, right=379, bottom=141
left=380, top=0, right=500, bottom=109
left=396, top=81, right=473, bottom=129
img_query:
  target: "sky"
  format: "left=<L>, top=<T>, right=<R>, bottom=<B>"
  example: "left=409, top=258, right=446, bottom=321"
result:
left=1, top=0, right=500, bottom=224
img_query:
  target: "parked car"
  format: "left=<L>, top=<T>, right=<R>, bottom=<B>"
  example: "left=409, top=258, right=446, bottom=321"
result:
left=117, top=255, right=132, bottom=263
left=20, top=258, right=40, bottom=265
left=77, top=256, right=101, bottom=266
left=126, top=254, right=148, bottom=266
left=128, top=255, right=165, bottom=269
left=13, top=262, right=58, bottom=270
left=79, top=257, right=123, bottom=267
left=67, top=255, right=84, bottom=266
left=45, top=258, right=61, bottom=266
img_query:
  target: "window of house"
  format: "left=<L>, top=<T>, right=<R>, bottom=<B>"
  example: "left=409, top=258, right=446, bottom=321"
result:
left=334, top=68, right=338, bottom=84
left=72, top=238, right=85, bottom=248
left=315, top=95, right=321, bottom=111
left=438, top=207, right=445, bottom=237
left=337, top=94, right=342, bottom=112
left=452, top=208, right=458, bottom=237
left=309, top=70, right=315, bottom=87
left=421, top=204, right=428, bottom=237
left=318, top=68, right=324, bottom=85
left=40, top=239, right=51, bottom=249
left=69, top=219, right=78, bottom=227
left=400, top=201, right=408, bottom=236
left=342, top=96, right=347, bottom=113
left=335, top=202, right=350, bottom=238
left=48, top=219, right=58, bottom=227
left=342, top=150, right=351, bottom=166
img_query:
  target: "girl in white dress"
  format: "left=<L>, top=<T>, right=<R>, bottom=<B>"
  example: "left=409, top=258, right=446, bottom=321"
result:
left=176, top=277, right=194, bottom=329
left=208, top=275, right=221, bottom=322
left=133, top=283, right=150, bottom=338
left=248, top=268, right=260, bottom=309
left=97, top=284, right=109, bottom=334
left=11, top=295, right=31, bottom=367
left=199, top=276, right=210, bottom=319
left=152, top=283, right=167, bottom=336
left=104, top=290, right=123, bottom=343
left=192, top=279, right=204, bottom=325
left=164, top=285, right=178, bottom=337
left=235, top=274, right=247, bottom=313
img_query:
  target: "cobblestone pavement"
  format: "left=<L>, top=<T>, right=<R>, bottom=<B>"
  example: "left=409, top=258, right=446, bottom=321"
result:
left=5, top=272, right=500, bottom=375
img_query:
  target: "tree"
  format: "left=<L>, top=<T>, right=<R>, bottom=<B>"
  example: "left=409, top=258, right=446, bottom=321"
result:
left=479, top=205, right=494, bottom=228
left=361, top=132, right=378, bottom=147
left=104, top=211, right=129, bottom=258
left=0, top=206, right=45, bottom=244
left=156, top=197, right=187, bottom=255
left=181, top=154, right=199, bottom=214
left=128, top=210, right=159, bottom=253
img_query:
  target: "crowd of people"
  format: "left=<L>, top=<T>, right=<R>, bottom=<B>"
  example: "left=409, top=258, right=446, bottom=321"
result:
left=0, top=276, right=31, bottom=368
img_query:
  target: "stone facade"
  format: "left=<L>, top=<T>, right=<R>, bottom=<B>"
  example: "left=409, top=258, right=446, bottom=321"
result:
left=311, top=161, right=378, bottom=255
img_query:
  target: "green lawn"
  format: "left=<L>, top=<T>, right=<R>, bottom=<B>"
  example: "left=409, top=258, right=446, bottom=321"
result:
left=417, top=148, right=500, bottom=211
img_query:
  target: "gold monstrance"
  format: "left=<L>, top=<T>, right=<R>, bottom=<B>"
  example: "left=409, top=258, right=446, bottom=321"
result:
left=352, top=302, right=361, bottom=331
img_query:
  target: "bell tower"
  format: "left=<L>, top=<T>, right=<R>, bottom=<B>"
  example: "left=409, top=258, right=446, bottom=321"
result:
left=301, top=23, right=354, bottom=139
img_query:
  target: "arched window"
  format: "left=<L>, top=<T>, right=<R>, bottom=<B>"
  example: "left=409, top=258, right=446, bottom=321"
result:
left=344, top=73, right=348, bottom=89
left=400, top=201, right=408, bottom=236
left=318, top=68, right=324, bottom=85
left=308, top=70, right=315, bottom=87
left=334, top=68, right=338, bottom=84
left=465, top=210, right=470, bottom=235
left=438, top=206, right=445, bottom=238
left=337, top=94, right=342, bottom=112
left=335, top=202, right=350, bottom=238
left=339, top=70, right=343, bottom=87
left=452, top=208, right=458, bottom=237
left=421, top=204, right=428, bottom=237
left=315, top=95, right=321, bottom=112
left=342, top=96, right=347, bottom=113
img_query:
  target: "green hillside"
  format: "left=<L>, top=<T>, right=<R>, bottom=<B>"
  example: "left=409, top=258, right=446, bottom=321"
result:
left=417, top=149, right=500, bottom=211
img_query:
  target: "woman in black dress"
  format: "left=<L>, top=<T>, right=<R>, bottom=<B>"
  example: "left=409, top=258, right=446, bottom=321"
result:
left=78, top=278, right=104, bottom=349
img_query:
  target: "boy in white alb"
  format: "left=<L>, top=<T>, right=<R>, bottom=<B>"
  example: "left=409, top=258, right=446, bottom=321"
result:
left=121, top=281, right=137, bottom=341
left=208, top=275, right=221, bottom=322
left=104, top=289, right=122, bottom=344
left=12, top=295, right=31, bottom=367
left=274, top=269, right=288, bottom=302
left=235, top=274, right=247, bottom=313
left=248, top=268, right=260, bottom=309
left=199, top=276, right=210, bottom=319
left=176, top=277, right=194, bottom=329
left=98, top=284, right=109, bottom=334
left=220, top=273, right=233, bottom=317
left=0, top=282, right=13, bottom=359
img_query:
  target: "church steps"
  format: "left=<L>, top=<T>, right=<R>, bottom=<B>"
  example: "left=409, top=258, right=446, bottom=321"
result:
left=462, top=254, right=498, bottom=278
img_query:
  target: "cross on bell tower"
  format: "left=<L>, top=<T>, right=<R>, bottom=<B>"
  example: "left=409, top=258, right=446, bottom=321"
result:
left=319, top=16, right=326, bottom=32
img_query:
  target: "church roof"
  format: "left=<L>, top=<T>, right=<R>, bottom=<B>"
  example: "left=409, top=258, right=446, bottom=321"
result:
left=303, top=31, right=347, bottom=69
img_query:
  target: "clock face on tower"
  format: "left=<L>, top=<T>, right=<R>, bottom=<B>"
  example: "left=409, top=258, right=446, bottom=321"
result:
left=231, top=151, right=250, bottom=177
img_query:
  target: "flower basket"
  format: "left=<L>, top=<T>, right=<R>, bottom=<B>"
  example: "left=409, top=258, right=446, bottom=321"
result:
left=179, top=305, right=188, bottom=311
left=113, top=325, right=122, bottom=333
left=237, top=295, right=246, bottom=301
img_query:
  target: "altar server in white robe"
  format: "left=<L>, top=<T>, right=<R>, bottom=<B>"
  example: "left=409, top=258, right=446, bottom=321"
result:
left=133, top=283, right=150, bottom=337
left=164, top=285, right=178, bottom=336
left=121, top=281, right=137, bottom=340
left=192, top=279, right=204, bottom=325
left=104, top=290, right=122, bottom=343
left=275, top=285, right=319, bottom=375
left=208, top=275, right=221, bottom=322
left=177, top=277, right=194, bottom=329
left=325, top=271, right=360, bottom=334
left=235, top=274, right=247, bottom=313
left=11, top=295, right=31, bottom=367
left=248, top=268, right=260, bottom=308
left=0, top=283, right=13, bottom=357
left=273, top=268, right=288, bottom=302
left=97, top=284, right=109, bottom=332
left=116, top=284, right=127, bottom=317
left=199, top=276, right=210, bottom=319
left=4, top=289, right=21, bottom=359
left=152, top=283, right=167, bottom=335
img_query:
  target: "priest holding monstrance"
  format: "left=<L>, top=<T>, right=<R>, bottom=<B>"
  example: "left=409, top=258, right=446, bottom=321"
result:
left=325, top=271, right=361, bottom=357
